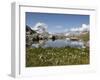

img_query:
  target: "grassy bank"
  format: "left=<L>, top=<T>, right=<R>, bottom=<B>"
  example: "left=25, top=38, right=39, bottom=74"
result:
left=26, top=47, right=89, bottom=67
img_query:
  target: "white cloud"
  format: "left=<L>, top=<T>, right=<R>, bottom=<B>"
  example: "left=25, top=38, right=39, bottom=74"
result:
left=70, top=24, right=89, bottom=32
left=80, top=24, right=89, bottom=32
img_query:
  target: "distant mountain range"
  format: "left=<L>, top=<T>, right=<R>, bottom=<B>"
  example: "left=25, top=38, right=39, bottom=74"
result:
left=26, top=24, right=89, bottom=37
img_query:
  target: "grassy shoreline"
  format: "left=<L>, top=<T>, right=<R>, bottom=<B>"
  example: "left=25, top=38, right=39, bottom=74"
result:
left=26, top=47, right=89, bottom=67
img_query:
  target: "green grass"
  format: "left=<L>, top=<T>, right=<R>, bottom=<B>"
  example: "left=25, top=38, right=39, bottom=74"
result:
left=79, top=32, right=89, bottom=42
left=26, top=47, right=89, bottom=67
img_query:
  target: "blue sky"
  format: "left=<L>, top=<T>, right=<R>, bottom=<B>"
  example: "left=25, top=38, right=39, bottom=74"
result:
left=26, top=12, right=89, bottom=33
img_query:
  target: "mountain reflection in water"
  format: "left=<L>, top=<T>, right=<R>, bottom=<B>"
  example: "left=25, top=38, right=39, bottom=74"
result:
left=32, top=39, right=85, bottom=48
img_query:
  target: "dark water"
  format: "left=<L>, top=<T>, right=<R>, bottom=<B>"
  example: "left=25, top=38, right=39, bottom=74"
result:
left=32, top=39, right=85, bottom=48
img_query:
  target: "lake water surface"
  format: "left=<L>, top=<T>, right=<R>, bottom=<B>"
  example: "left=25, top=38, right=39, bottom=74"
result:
left=32, top=39, right=85, bottom=48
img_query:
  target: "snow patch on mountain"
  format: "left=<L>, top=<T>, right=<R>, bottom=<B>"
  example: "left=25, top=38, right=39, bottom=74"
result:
left=32, top=22, right=48, bottom=34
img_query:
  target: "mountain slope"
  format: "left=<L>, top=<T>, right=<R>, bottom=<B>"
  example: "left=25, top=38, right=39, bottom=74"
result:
left=26, top=25, right=36, bottom=34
